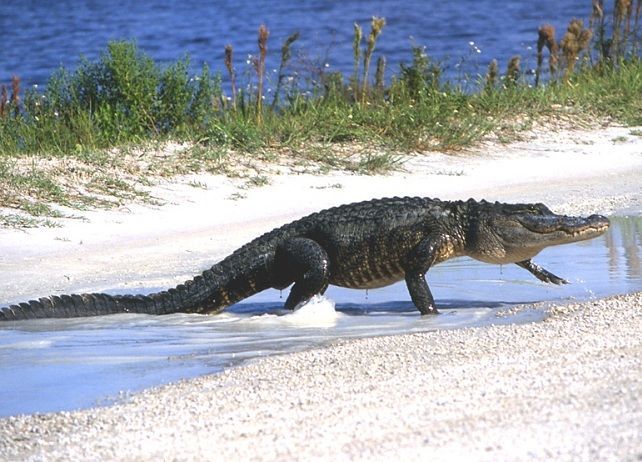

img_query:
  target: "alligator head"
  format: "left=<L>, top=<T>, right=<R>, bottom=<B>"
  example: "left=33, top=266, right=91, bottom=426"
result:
left=465, top=201, right=610, bottom=264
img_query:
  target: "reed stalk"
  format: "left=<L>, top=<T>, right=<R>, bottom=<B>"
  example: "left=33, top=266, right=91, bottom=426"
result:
left=375, top=55, right=386, bottom=97
left=0, top=85, right=7, bottom=118
left=484, top=59, right=498, bottom=92
left=352, top=23, right=362, bottom=102
left=256, top=25, right=269, bottom=124
left=560, top=19, right=592, bottom=79
left=536, top=25, right=558, bottom=86
left=271, top=31, right=299, bottom=110
left=10, top=76, right=20, bottom=117
left=634, top=0, right=642, bottom=55
left=613, top=0, right=632, bottom=58
left=361, top=17, right=386, bottom=104
left=224, top=45, right=237, bottom=109
left=590, top=0, right=606, bottom=61
left=506, top=56, right=521, bottom=87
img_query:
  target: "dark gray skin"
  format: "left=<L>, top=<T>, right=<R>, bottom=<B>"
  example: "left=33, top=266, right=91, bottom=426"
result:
left=0, top=197, right=610, bottom=321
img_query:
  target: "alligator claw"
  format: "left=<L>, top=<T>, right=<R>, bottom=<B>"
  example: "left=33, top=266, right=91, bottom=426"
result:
left=516, top=260, right=568, bottom=285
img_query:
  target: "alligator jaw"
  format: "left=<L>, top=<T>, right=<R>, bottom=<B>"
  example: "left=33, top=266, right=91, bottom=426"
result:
left=516, top=214, right=610, bottom=246
left=470, top=209, right=610, bottom=265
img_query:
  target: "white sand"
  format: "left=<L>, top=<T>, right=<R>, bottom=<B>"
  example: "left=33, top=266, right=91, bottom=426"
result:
left=0, top=124, right=641, bottom=460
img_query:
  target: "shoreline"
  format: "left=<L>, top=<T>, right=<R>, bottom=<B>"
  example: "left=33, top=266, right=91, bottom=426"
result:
left=1, top=124, right=641, bottom=460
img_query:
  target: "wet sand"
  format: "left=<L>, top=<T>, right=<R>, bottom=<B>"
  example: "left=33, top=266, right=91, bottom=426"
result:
left=1, top=124, right=641, bottom=460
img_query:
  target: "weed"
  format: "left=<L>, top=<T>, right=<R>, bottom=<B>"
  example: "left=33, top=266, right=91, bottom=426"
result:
left=561, top=19, right=593, bottom=78
left=224, top=45, right=237, bottom=108
left=351, top=23, right=363, bottom=102
left=536, top=25, right=559, bottom=86
left=188, top=180, right=208, bottom=189
left=243, top=175, right=269, bottom=188
left=313, top=183, right=343, bottom=190
left=0, top=84, right=7, bottom=117
left=255, top=25, right=269, bottom=124
left=272, top=32, right=300, bottom=109
left=484, top=59, right=499, bottom=93
left=353, top=151, right=402, bottom=174
left=505, top=56, right=522, bottom=87
left=0, top=212, right=60, bottom=228
left=227, top=192, right=247, bottom=201
left=361, top=17, right=386, bottom=104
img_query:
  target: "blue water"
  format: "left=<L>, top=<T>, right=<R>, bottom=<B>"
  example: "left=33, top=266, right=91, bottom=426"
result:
left=0, top=216, right=640, bottom=417
left=1, top=0, right=595, bottom=88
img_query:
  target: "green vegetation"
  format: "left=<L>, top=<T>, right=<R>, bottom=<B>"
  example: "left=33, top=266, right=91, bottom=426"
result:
left=0, top=1, right=641, bottom=226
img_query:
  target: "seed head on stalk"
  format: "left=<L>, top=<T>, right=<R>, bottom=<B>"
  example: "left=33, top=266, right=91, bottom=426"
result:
left=0, top=85, right=7, bottom=118
left=224, top=44, right=237, bottom=108
left=256, top=24, right=269, bottom=124
left=362, top=16, right=386, bottom=104
left=10, top=75, right=20, bottom=116
left=352, top=22, right=363, bottom=102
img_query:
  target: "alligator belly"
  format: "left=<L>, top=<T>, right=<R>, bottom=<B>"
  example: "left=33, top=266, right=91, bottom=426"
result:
left=330, top=264, right=405, bottom=289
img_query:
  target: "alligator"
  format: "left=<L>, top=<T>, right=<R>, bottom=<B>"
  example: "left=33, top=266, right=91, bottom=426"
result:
left=0, top=197, right=609, bottom=321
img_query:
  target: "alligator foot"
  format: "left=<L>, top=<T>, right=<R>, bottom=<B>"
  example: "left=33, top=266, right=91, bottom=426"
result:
left=516, top=259, right=568, bottom=285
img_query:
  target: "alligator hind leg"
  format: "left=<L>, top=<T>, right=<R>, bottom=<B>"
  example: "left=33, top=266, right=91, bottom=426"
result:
left=405, top=273, right=438, bottom=315
left=274, top=238, right=330, bottom=310
left=516, top=259, right=568, bottom=284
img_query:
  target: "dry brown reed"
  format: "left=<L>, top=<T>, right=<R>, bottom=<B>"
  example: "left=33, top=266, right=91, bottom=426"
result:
left=591, top=0, right=641, bottom=61
left=613, top=0, right=634, bottom=57
left=361, top=17, right=385, bottom=104
left=352, top=23, right=363, bottom=102
left=590, top=0, right=607, bottom=60
left=375, top=55, right=386, bottom=96
left=224, top=45, right=237, bottom=108
left=536, top=24, right=558, bottom=86
left=10, top=76, right=20, bottom=116
left=506, top=55, right=521, bottom=87
left=0, top=85, right=7, bottom=118
left=633, top=0, right=642, bottom=56
left=484, top=59, right=498, bottom=92
left=560, top=19, right=592, bottom=78
left=271, top=31, right=300, bottom=109
left=592, top=0, right=604, bottom=20
left=256, top=25, right=269, bottom=123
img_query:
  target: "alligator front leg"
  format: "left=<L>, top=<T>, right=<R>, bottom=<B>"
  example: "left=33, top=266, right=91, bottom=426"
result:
left=516, top=259, right=568, bottom=285
left=274, top=237, right=330, bottom=310
left=403, top=234, right=451, bottom=315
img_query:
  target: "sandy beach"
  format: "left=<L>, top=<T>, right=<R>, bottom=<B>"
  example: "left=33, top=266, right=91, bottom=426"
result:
left=0, top=124, right=641, bottom=460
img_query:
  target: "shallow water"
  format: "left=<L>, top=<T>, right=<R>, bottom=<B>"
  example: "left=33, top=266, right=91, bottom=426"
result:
left=0, top=216, right=640, bottom=417
left=3, top=0, right=592, bottom=88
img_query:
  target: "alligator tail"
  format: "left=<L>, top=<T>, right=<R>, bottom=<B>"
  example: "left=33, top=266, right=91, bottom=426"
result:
left=0, top=256, right=274, bottom=321
left=0, top=269, right=215, bottom=321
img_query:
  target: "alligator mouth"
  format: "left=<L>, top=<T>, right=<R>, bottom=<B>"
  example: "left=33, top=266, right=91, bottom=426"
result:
left=517, top=214, right=610, bottom=237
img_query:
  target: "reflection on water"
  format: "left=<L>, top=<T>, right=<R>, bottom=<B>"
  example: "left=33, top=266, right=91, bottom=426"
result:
left=0, top=216, right=640, bottom=417
left=606, top=217, right=641, bottom=279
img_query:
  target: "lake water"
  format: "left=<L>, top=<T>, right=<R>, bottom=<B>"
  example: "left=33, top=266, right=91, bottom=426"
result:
left=0, top=216, right=640, bottom=417
left=2, top=0, right=596, bottom=89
